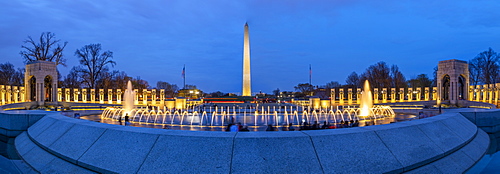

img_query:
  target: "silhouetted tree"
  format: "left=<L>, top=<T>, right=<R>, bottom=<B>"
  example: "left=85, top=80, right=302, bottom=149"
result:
left=432, top=66, right=438, bottom=87
left=157, top=81, right=179, bottom=97
left=294, top=83, right=313, bottom=96
left=205, top=91, right=224, bottom=97
left=131, top=76, right=149, bottom=90
left=61, top=67, right=81, bottom=88
left=390, top=65, right=406, bottom=89
left=407, top=74, right=432, bottom=88
left=74, top=43, right=115, bottom=89
left=111, top=71, right=132, bottom=90
left=324, top=81, right=341, bottom=89
left=0, top=62, right=24, bottom=86
left=272, top=88, right=280, bottom=96
left=345, top=72, right=360, bottom=87
left=469, top=48, right=499, bottom=85
left=20, top=32, right=68, bottom=66
left=360, top=62, right=391, bottom=89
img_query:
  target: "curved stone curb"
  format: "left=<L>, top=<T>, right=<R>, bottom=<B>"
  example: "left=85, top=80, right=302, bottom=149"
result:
left=15, top=111, right=489, bottom=173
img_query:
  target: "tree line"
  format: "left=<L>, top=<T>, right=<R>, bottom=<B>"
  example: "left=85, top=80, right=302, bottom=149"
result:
left=2, top=32, right=499, bottom=97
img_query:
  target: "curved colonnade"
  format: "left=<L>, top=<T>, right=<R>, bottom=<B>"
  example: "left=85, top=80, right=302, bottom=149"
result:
left=15, top=111, right=489, bottom=173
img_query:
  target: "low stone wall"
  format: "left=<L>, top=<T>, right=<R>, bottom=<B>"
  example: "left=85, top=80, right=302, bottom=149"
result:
left=461, top=110, right=500, bottom=133
left=15, top=111, right=489, bottom=173
left=0, top=111, right=46, bottom=138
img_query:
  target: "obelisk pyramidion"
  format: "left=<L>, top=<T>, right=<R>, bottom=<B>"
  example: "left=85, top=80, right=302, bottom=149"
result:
left=242, top=22, right=251, bottom=96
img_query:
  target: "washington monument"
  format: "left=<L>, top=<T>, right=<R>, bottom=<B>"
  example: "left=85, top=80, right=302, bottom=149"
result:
left=242, top=23, right=251, bottom=96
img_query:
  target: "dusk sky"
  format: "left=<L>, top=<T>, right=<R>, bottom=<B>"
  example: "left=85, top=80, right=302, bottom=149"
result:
left=1, top=0, right=500, bottom=94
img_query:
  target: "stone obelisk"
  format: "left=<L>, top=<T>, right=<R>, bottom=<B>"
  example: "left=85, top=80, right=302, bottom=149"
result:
left=242, top=23, right=251, bottom=96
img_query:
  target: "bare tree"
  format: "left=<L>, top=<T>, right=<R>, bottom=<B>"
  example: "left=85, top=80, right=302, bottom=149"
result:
left=345, top=72, right=360, bottom=87
left=75, top=43, right=115, bottom=89
left=294, top=83, right=313, bottom=95
left=390, top=65, right=406, bottom=89
left=130, top=76, right=149, bottom=90
left=61, top=67, right=82, bottom=88
left=432, top=66, right=438, bottom=87
left=112, top=71, right=132, bottom=90
left=272, top=88, right=280, bottom=96
left=469, top=48, right=499, bottom=85
left=361, top=62, right=391, bottom=89
left=157, top=81, right=179, bottom=97
left=0, top=62, right=24, bottom=85
left=20, top=32, right=68, bottom=66
left=407, top=74, right=432, bottom=88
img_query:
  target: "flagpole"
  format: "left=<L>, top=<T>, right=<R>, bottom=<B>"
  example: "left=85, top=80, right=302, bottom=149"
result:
left=183, top=64, right=186, bottom=90
left=309, top=64, right=313, bottom=96
left=309, top=64, right=312, bottom=86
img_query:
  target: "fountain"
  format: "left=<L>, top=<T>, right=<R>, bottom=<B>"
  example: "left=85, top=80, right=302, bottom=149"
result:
left=122, top=80, right=135, bottom=117
left=359, top=80, right=373, bottom=117
left=98, top=80, right=396, bottom=131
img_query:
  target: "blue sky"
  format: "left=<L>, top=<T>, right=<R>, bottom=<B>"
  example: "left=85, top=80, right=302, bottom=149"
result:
left=1, top=0, right=500, bottom=94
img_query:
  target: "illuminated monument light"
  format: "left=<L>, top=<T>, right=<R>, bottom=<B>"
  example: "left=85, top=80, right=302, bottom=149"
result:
left=242, top=22, right=251, bottom=96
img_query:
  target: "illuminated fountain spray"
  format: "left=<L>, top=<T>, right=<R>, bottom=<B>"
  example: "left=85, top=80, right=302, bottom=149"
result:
left=358, top=80, right=373, bottom=117
left=100, top=80, right=395, bottom=130
left=122, top=80, right=135, bottom=116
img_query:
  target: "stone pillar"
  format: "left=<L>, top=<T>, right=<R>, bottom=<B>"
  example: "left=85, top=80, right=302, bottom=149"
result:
left=82, top=89, right=87, bottom=103
left=142, top=89, right=147, bottom=105
left=90, top=89, right=95, bottom=103
left=483, top=84, right=488, bottom=103
left=13, top=86, right=19, bottom=103
left=373, top=88, right=379, bottom=104
left=356, top=88, right=361, bottom=104
left=151, top=89, right=157, bottom=105
left=6, top=86, right=11, bottom=104
left=65, top=88, right=70, bottom=102
left=99, top=89, right=104, bottom=104
left=424, top=87, right=430, bottom=101
left=20, top=87, right=25, bottom=102
left=432, top=87, right=437, bottom=101
left=488, top=84, right=494, bottom=104
left=475, top=85, right=480, bottom=101
left=160, top=89, right=165, bottom=105
left=339, top=88, right=344, bottom=105
left=399, top=88, right=405, bottom=102
left=493, top=83, right=500, bottom=106
left=57, top=88, right=62, bottom=102
left=347, top=88, right=353, bottom=105
left=407, top=88, right=413, bottom=102
left=134, top=89, right=139, bottom=105
left=117, top=89, right=122, bottom=104
left=1, top=85, right=5, bottom=105
left=469, top=86, right=474, bottom=102
left=391, top=88, right=396, bottom=103
left=382, top=88, right=387, bottom=103
left=416, top=88, right=421, bottom=101
left=108, top=89, right=113, bottom=104
left=73, top=89, right=79, bottom=102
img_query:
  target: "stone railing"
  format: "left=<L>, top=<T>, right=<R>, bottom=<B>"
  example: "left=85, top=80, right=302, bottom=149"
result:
left=15, top=110, right=489, bottom=173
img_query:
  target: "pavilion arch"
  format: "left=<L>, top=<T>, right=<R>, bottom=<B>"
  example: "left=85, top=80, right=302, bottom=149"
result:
left=24, top=61, right=58, bottom=105
left=441, top=74, right=450, bottom=100
left=436, top=59, right=469, bottom=105
left=27, top=76, right=36, bottom=102
left=44, top=75, right=53, bottom=102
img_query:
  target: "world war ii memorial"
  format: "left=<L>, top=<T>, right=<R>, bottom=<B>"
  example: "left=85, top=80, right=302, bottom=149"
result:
left=1, top=1, right=500, bottom=173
